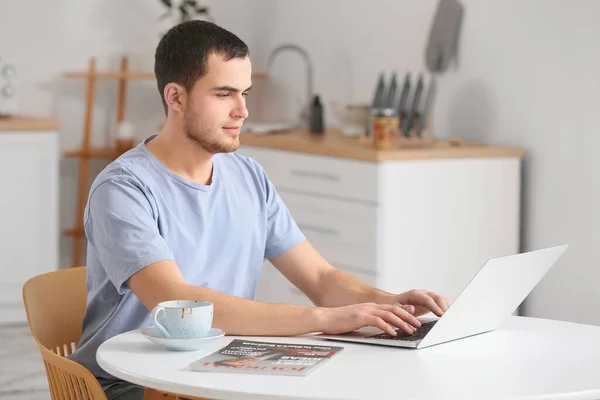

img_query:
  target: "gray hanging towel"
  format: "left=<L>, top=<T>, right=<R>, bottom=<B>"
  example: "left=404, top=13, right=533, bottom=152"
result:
left=425, top=0, right=465, bottom=73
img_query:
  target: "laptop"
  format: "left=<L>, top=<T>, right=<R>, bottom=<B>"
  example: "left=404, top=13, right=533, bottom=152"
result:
left=316, top=245, right=568, bottom=349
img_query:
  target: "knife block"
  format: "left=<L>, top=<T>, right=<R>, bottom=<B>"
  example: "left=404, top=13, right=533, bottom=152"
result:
left=397, top=112, right=435, bottom=147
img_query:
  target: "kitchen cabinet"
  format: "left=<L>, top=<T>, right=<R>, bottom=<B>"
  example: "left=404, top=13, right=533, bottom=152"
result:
left=0, top=116, right=59, bottom=324
left=239, top=129, right=524, bottom=306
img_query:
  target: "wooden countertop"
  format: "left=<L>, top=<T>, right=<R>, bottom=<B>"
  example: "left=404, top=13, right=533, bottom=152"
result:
left=239, top=128, right=525, bottom=161
left=0, top=115, right=60, bottom=131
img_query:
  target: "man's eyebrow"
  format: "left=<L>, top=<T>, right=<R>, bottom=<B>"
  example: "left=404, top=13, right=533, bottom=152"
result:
left=210, top=85, right=253, bottom=92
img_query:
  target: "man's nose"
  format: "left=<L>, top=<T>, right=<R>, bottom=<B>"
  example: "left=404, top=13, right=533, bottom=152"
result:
left=231, top=99, right=249, bottom=119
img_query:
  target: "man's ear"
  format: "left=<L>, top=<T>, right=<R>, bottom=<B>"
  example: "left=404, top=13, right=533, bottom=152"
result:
left=164, top=83, right=186, bottom=113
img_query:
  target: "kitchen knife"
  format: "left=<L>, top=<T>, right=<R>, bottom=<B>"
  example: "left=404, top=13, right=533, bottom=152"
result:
left=402, top=73, right=423, bottom=136
left=417, top=77, right=436, bottom=137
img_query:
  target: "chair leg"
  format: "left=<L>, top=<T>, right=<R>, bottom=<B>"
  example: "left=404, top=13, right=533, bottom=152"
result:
left=144, top=388, right=178, bottom=400
left=144, top=387, right=213, bottom=400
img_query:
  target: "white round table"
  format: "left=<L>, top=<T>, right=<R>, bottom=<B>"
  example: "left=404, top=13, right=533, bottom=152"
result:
left=97, top=316, right=600, bottom=400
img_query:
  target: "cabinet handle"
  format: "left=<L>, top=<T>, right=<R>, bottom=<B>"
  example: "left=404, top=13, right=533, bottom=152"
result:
left=297, top=223, right=340, bottom=236
left=289, top=169, right=341, bottom=182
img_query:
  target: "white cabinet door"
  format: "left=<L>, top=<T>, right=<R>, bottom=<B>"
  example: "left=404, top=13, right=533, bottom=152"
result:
left=0, top=132, right=58, bottom=323
left=377, top=158, right=522, bottom=300
left=238, top=146, right=380, bottom=203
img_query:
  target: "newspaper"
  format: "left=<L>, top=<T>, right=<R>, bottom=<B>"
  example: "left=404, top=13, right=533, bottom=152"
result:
left=189, top=339, right=344, bottom=376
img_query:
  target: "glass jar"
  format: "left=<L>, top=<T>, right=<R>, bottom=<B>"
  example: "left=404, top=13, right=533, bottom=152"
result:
left=371, top=107, right=399, bottom=150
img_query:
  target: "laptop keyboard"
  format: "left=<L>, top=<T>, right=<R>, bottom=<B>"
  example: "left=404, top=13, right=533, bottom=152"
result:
left=367, top=320, right=438, bottom=341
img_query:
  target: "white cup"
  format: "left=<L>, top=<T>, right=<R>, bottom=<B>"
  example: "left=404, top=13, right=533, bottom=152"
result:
left=150, top=300, right=213, bottom=338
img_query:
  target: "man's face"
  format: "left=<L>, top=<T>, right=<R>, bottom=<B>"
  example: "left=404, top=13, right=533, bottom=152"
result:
left=181, top=53, right=252, bottom=154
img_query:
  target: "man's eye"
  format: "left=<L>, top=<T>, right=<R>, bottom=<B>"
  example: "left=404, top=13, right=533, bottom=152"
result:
left=242, top=92, right=249, bottom=97
left=216, top=93, right=229, bottom=98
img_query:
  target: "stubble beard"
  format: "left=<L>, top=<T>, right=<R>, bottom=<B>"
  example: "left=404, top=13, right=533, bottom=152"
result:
left=182, top=108, right=240, bottom=154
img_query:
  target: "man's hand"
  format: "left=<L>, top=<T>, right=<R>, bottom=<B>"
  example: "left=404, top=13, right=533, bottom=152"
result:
left=379, top=289, right=452, bottom=317
left=317, top=303, right=422, bottom=336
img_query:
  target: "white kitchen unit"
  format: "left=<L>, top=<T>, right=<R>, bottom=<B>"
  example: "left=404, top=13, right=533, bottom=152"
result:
left=239, top=129, right=524, bottom=307
left=0, top=116, right=59, bottom=324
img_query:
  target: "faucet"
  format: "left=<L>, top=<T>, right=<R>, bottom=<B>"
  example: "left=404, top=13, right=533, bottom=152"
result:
left=267, top=43, right=314, bottom=127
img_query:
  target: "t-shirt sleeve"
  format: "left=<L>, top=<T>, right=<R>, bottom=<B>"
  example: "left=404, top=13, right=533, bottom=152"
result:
left=84, top=176, right=175, bottom=295
left=261, top=168, right=306, bottom=259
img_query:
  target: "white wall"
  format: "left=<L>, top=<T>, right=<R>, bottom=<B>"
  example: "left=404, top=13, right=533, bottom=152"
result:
left=436, top=0, right=600, bottom=325
left=2, top=0, right=598, bottom=325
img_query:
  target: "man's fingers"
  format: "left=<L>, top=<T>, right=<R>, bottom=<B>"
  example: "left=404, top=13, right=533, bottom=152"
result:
left=442, top=296, right=452, bottom=311
left=373, top=310, right=415, bottom=335
left=419, top=295, right=445, bottom=317
left=380, top=304, right=421, bottom=328
left=401, top=304, right=416, bottom=314
left=428, top=292, right=449, bottom=313
left=366, top=316, right=397, bottom=336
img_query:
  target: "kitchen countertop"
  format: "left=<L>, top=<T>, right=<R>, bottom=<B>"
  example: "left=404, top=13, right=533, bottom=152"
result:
left=0, top=115, right=60, bottom=132
left=239, top=127, right=525, bottom=161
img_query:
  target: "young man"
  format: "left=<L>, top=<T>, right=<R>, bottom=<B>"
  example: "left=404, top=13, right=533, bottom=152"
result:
left=69, top=20, right=450, bottom=399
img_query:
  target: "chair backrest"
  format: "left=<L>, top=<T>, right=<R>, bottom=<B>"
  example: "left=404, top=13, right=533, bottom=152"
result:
left=22, top=266, right=107, bottom=399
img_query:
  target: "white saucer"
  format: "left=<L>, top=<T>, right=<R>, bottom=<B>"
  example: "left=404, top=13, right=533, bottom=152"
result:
left=141, top=326, right=225, bottom=351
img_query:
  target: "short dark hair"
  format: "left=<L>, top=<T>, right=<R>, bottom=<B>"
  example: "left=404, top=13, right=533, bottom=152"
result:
left=154, top=20, right=250, bottom=114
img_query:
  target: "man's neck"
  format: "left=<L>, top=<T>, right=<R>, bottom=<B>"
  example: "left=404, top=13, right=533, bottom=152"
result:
left=146, top=122, right=214, bottom=185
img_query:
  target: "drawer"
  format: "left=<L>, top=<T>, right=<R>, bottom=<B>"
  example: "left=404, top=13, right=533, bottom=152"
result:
left=278, top=192, right=379, bottom=273
left=263, top=242, right=377, bottom=286
left=239, top=146, right=379, bottom=203
left=310, top=239, right=377, bottom=275
left=279, top=191, right=377, bottom=245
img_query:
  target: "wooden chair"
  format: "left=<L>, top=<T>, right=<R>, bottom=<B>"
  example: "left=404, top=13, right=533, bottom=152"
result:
left=22, top=266, right=108, bottom=399
left=22, top=267, right=181, bottom=400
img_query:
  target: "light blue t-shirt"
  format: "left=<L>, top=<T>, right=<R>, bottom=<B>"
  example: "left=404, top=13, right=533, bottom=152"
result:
left=68, top=135, right=305, bottom=387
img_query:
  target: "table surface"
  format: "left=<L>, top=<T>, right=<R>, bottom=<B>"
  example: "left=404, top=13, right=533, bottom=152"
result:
left=97, top=316, right=600, bottom=400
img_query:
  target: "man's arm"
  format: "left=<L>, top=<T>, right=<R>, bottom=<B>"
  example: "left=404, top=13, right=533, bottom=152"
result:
left=88, top=174, right=422, bottom=336
left=128, top=260, right=319, bottom=336
left=269, top=240, right=451, bottom=317
left=266, top=240, right=384, bottom=307
left=127, top=259, right=423, bottom=337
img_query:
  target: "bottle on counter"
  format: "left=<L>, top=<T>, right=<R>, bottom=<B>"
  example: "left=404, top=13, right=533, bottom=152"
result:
left=309, top=94, right=324, bottom=134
